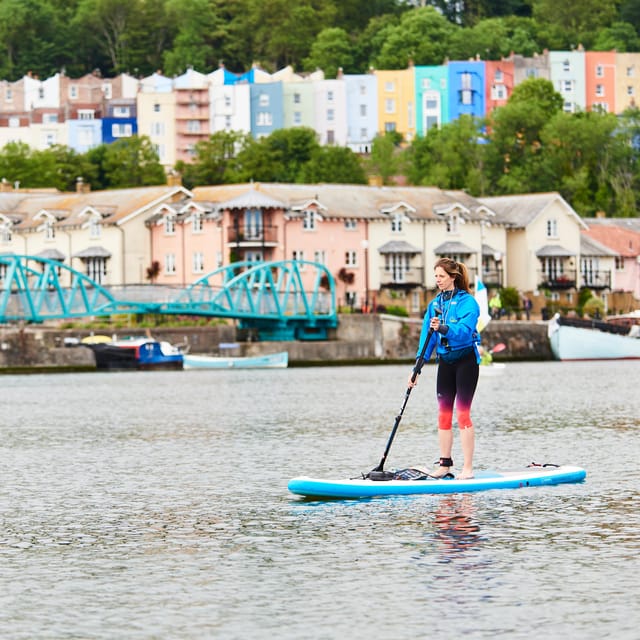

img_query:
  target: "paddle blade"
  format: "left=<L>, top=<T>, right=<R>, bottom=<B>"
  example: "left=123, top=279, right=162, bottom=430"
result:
left=490, top=342, right=507, bottom=354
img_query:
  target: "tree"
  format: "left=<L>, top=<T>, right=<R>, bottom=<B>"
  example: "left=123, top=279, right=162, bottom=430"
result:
left=100, top=136, right=166, bottom=188
left=405, top=116, right=487, bottom=194
left=300, top=146, right=367, bottom=184
left=373, top=7, right=456, bottom=69
left=303, top=28, right=354, bottom=78
left=366, top=133, right=401, bottom=185
left=592, top=22, right=640, bottom=52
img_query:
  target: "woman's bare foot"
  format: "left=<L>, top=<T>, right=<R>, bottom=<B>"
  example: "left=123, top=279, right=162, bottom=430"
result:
left=456, top=468, right=474, bottom=480
left=430, top=466, right=452, bottom=478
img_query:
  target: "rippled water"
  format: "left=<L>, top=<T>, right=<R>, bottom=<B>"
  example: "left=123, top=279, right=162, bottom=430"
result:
left=1, top=361, right=638, bottom=639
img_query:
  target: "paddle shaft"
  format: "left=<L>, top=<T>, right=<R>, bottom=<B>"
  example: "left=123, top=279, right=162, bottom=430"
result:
left=373, top=315, right=438, bottom=472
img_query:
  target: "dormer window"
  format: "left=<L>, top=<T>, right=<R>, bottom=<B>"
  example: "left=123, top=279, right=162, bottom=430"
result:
left=164, top=216, right=176, bottom=235
left=391, top=213, right=403, bottom=233
left=45, top=221, right=55, bottom=240
left=192, top=212, right=203, bottom=233
left=89, top=218, right=101, bottom=238
left=303, top=210, right=316, bottom=231
left=446, top=214, right=459, bottom=234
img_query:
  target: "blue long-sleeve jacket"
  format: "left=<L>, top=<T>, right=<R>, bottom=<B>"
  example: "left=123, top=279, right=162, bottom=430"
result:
left=416, top=289, right=481, bottom=364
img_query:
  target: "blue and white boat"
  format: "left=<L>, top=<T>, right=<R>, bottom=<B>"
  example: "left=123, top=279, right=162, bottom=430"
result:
left=548, top=313, right=640, bottom=361
left=183, top=351, right=288, bottom=369
left=84, top=338, right=184, bottom=370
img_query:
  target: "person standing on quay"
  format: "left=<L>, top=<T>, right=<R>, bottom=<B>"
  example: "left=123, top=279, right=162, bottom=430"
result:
left=409, top=258, right=481, bottom=479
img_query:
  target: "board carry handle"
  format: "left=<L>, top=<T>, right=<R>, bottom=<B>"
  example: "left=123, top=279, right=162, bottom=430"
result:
left=369, top=309, right=440, bottom=477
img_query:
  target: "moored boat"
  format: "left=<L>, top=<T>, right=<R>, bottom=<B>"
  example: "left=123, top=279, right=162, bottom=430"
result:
left=183, top=351, right=288, bottom=370
left=84, top=338, right=184, bottom=370
left=548, top=313, right=640, bottom=361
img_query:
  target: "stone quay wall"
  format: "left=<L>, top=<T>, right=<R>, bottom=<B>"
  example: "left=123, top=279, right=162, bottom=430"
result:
left=0, top=315, right=552, bottom=372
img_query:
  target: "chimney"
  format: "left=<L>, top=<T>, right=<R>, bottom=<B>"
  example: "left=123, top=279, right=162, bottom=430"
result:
left=76, top=176, right=90, bottom=193
left=166, top=170, right=182, bottom=187
left=0, top=177, right=12, bottom=192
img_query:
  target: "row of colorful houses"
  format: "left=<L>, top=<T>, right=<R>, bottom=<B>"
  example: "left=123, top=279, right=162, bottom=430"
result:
left=1, top=181, right=639, bottom=317
left=2, top=47, right=640, bottom=168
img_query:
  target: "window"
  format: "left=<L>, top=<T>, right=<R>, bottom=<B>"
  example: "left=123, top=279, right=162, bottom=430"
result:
left=224, top=95, right=232, bottom=108
left=391, top=213, right=403, bottom=233
left=45, top=221, right=55, bottom=240
left=89, top=219, right=101, bottom=239
left=385, top=254, right=410, bottom=282
left=259, top=93, right=269, bottom=107
left=326, top=130, right=334, bottom=144
left=526, top=68, right=538, bottom=79
left=546, top=218, right=558, bottom=238
left=596, top=65, right=604, bottom=77
left=385, top=81, right=395, bottom=92
left=5, top=88, right=12, bottom=101
left=303, top=210, right=316, bottom=230
left=563, top=101, right=574, bottom=113
left=327, top=108, right=334, bottom=121
left=78, top=110, right=95, bottom=120
left=344, top=220, right=357, bottom=230
left=491, top=84, right=507, bottom=100
left=562, top=80, right=573, bottom=93
left=192, top=213, right=203, bottom=233
left=595, top=84, right=605, bottom=97
left=85, top=258, right=107, bottom=283
left=257, top=112, right=272, bottom=126
left=43, top=113, right=58, bottom=123
left=225, top=116, right=232, bottom=129
left=78, top=128, right=95, bottom=147
left=164, top=217, right=176, bottom=235
left=43, top=132, right=56, bottom=147
left=628, top=86, right=635, bottom=96
left=112, top=123, right=132, bottom=137
left=345, top=250, right=357, bottom=266
left=384, top=122, right=396, bottom=132
left=360, top=127, right=368, bottom=139
left=385, top=98, right=395, bottom=113
left=1, top=225, right=11, bottom=243
left=187, top=120, right=201, bottom=133
left=102, top=83, right=112, bottom=99
left=422, top=78, right=431, bottom=89
left=293, top=93, right=301, bottom=104
left=615, top=257, right=624, bottom=270
left=461, top=72, right=472, bottom=105
left=359, top=104, right=366, bottom=117
left=327, top=91, right=334, bottom=102
left=411, top=291, right=420, bottom=313
left=69, top=85, right=78, bottom=99
left=314, top=250, right=327, bottom=264
left=293, top=111, right=302, bottom=125
left=359, top=84, right=367, bottom=95
left=113, top=106, right=130, bottom=118
left=38, top=87, right=45, bottom=99
left=151, top=122, right=164, bottom=136
left=627, top=66, right=635, bottom=77
left=245, top=251, right=263, bottom=263
left=154, top=103, right=161, bottom=113
left=446, top=214, right=459, bottom=234
left=292, top=250, right=305, bottom=266
left=164, top=254, right=176, bottom=274
left=562, top=59, right=570, bottom=72
left=9, top=117, right=19, bottom=127
left=495, top=70, right=503, bottom=82
left=192, top=252, right=204, bottom=273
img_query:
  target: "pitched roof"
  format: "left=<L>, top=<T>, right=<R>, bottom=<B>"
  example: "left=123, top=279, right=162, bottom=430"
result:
left=434, top=240, right=475, bottom=255
left=377, top=240, right=421, bottom=254
left=583, top=218, right=640, bottom=256
left=479, top=192, right=587, bottom=229
left=580, top=233, right=618, bottom=257
left=535, top=244, right=574, bottom=257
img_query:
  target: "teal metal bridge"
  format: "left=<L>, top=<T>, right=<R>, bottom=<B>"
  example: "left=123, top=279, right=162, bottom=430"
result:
left=0, top=255, right=338, bottom=340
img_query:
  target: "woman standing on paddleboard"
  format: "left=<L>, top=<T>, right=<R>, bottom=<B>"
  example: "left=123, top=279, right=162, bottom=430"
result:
left=409, top=257, right=481, bottom=480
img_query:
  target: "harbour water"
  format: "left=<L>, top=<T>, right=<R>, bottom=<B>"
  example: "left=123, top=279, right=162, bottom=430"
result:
left=1, top=361, right=638, bottom=639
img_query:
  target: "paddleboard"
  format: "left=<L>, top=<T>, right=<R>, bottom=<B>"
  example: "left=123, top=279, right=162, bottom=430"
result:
left=288, top=465, right=586, bottom=499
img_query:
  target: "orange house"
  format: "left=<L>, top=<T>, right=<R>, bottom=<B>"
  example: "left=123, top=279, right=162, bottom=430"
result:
left=585, top=51, right=616, bottom=113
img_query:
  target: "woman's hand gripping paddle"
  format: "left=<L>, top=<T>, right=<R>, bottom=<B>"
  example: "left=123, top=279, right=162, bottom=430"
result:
left=366, top=310, right=439, bottom=481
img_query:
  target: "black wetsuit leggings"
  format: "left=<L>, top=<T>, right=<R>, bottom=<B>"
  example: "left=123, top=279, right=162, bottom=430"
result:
left=436, top=351, right=479, bottom=430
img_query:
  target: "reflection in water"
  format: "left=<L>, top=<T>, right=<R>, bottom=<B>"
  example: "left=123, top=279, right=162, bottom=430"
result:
left=433, top=495, right=483, bottom=559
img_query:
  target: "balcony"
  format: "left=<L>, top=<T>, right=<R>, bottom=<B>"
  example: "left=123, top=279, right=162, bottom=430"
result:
left=479, top=266, right=503, bottom=288
left=379, top=266, right=424, bottom=288
left=581, top=270, right=611, bottom=290
left=538, top=269, right=577, bottom=290
left=227, top=225, right=279, bottom=245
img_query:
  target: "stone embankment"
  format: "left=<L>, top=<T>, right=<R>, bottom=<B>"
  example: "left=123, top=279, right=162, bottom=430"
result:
left=0, top=314, right=552, bottom=372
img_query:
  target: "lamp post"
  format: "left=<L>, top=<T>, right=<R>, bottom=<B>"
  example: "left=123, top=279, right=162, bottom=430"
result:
left=361, top=239, right=369, bottom=313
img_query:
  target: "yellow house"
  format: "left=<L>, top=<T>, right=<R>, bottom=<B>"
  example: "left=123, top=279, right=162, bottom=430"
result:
left=374, top=67, right=416, bottom=142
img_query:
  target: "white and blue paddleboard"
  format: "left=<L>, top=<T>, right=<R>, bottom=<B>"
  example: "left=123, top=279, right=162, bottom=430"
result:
left=288, top=465, right=587, bottom=500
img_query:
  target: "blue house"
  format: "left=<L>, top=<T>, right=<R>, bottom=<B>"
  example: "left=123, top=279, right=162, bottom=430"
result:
left=101, top=100, right=137, bottom=144
left=447, top=60, right=485, bottom=121
left=344, top=73, right=378, bottom=153
left=414, top=65, right=449, bottom=136
left=250, top=83, right=284, bottom=138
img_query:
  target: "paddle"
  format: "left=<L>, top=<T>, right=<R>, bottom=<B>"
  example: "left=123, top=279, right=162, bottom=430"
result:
left=367, top=310, right=440, bottom=480
left=490, top=342, right=506, bottom=354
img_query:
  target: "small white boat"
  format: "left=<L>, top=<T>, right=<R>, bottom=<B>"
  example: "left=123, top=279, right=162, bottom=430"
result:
left=183, top=351, right=288, bottom=369
left=548, top=313, right=640, bottom=361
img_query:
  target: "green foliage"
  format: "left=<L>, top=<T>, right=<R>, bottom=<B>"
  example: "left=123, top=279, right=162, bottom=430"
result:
left=300, top=146, right=367, bottom=184
left=583, top=296, right=605, bottom=318
left=576, top=287, right=593, bottom=316
left=384, top=305, right=409, bottom=317
left=499, top=286, right=521, bottom=314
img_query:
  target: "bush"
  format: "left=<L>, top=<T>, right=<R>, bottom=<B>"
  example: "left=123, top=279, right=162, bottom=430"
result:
left=384, top=305, right=409, bottom=317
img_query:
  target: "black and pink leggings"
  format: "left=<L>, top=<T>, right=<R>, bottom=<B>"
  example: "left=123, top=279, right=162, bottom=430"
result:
left=436, top=351, right=479, bottom=430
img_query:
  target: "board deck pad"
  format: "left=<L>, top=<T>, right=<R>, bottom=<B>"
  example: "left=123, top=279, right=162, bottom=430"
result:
left=288, top=465, right=587, bottom=499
